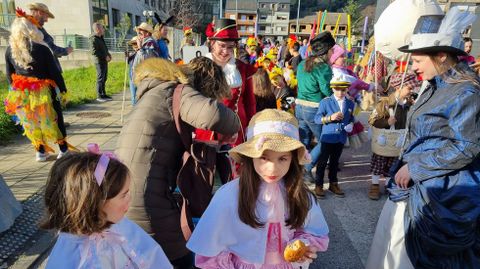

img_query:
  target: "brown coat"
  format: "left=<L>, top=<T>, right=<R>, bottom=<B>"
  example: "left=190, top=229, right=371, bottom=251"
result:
left=368, top=93, right=410, bottom=130
left=115, top=63, right=241, bottom=261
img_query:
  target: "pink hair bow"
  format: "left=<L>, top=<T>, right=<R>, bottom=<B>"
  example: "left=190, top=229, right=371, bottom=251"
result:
left=87, top=143, right=117, bottom=186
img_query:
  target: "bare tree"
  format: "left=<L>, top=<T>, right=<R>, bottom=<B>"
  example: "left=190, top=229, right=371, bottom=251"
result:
left=171, top=0, right=203, bottom=29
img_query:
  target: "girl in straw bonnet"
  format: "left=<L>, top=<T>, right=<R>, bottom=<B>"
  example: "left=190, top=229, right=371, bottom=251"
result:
left=187, top=109, right=329, bottom=268
left=42, top=145, right=172, bottom=268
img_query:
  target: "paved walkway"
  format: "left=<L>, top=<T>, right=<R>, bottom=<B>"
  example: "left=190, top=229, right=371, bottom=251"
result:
left=0, top=92, right=132, bottom=268
left=0, top=93, right=385, bottom=269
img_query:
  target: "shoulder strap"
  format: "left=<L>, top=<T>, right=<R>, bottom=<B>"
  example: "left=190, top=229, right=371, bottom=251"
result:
left=172, top=84, right=195, bottom=241
left=172, top=84, right=192, bottom=149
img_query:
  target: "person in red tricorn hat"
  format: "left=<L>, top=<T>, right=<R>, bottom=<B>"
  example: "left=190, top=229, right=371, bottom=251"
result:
left=196, top=18, right=257, bottom=148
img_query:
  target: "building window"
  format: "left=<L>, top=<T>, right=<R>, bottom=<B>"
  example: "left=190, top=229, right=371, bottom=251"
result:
left=229, top=14, right=236, bottom=19
left=241, top=15, right=246, bottom=21
left=135, top=15, right=141, bottom=26
left=145, top=0, right=149, bottom=4
left=261, top=4, right=266, bottom=8
left=92, top=0, right=108, bottom=9
left=277, top=15, right=287, bottom=20
left=282, top=4, right=287, bottom=9
left=127, top=13, right=133, bottom=33
left=260, top=25, right=266, bottom=31
left=249, top=15, right=254, bottom=20
left=260, top=14, right=267, bottom=20
left=112, top=8, right=120, bottom=27
left=240, top=25, right=246, bottom=31
left=247, top=26, right=254, bottom=32
left=92, top=0, right=108, bottom=26
left=339, top=26, right=346, bottom=31
left=300, top=25, right=306, bottom=30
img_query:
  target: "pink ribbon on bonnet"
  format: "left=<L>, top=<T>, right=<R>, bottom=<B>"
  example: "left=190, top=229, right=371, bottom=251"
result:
left=87, top=143, right=117, bottom=186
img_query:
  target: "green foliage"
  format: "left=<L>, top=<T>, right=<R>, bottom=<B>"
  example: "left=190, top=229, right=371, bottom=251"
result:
left=114, top=13, right=132, bottom=49
left=0, top=62, right=127, bottom=145
left=342, top=0, right=362, bottom=35
left=0, top=76, right=18, bottom=145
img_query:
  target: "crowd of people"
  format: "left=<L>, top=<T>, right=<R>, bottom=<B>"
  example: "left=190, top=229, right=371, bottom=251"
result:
left=2, top=1, right=480, bottom=269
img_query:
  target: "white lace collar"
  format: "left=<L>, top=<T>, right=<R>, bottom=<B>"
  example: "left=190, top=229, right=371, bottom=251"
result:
left=206, top=53, right=243, bottom=89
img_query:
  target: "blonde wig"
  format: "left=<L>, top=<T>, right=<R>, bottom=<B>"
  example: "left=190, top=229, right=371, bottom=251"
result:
left=9, top=17, right=48, bottom=69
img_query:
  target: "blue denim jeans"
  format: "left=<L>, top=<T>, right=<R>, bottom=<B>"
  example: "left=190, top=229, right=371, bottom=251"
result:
left=295, top=104, right=323, bottom=172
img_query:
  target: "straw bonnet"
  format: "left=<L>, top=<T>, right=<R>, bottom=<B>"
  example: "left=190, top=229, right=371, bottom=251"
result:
left=28, top=2, right=54, bottom=19
left=229, top=109, right=309, bottom=165
left=399, top=7, right=476, bottom=56
left=330, top=71, right=353, bottom=89
left=135, top=22, right=154, bottom=33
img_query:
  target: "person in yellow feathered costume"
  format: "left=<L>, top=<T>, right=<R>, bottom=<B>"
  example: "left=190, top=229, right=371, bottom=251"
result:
left=238, top=36, right=260, bottom=65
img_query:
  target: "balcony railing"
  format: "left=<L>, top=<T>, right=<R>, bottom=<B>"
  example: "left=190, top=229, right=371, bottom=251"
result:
left=0, top=14, right=16, bottom=30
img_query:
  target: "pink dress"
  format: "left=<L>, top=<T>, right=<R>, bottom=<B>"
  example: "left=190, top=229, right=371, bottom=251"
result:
left=193, top=181, right=329, bottom=269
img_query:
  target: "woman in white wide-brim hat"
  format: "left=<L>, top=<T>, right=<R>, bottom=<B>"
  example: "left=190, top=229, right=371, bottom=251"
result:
left=366, top=7, right=480, bottom=269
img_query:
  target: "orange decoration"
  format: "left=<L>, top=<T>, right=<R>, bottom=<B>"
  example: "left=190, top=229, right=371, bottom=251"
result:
left=15, top=8, right=41, bottom=28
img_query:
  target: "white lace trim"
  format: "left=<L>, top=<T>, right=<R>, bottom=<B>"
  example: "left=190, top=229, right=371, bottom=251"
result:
left=206, top=53, right=243, bottom=89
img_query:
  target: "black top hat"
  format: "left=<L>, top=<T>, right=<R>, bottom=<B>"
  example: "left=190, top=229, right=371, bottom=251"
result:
left=206, top=18, right=240, bottom=41
left=310, top=31, right=336, bottom=56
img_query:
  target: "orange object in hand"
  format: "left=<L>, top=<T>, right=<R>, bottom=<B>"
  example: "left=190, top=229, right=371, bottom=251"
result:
left=283, top=239, right=307, bottom=262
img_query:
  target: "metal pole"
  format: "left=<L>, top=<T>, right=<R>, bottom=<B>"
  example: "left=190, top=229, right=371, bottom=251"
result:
left=271, top=4, right=274, bottom=36
left=235, top=0, right=238, bottom=19
left=219, top=0, right=223, bottom=18
left=296, top=0, right=301, bottom=34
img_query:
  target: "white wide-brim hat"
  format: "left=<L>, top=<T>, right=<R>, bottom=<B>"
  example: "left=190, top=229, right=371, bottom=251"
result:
left=399, top=7, right=477, bottom=56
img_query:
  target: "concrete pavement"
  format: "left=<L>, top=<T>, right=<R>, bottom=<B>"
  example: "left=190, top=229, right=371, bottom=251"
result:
left=0, top=92, right=132, bottom=269
left=0, top=93, right=385, bottom=268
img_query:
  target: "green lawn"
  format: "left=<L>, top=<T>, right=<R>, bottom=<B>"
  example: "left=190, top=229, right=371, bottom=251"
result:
left=0, top=62, right=127, bottom=145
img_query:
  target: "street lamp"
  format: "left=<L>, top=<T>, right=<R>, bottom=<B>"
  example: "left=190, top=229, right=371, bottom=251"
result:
left=143, top=10, right=154, bottom=24
left=143, top=10, right=154, bottom=17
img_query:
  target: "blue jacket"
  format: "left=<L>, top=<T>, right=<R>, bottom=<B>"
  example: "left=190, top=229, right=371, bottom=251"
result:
left=401, top=62, right=480, bottom=268
left=314, top=95, right=354, bottom=144
left=156, top=38, right=170, bottom=59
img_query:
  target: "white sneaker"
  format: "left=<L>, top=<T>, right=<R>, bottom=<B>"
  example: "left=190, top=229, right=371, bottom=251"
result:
left=57, top=150, right=68, bottom=159
left=35, top=152, right=47, bottom=162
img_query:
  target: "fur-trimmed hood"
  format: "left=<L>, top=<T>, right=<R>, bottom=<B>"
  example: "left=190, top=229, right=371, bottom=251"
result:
left=134, top=58, right=189, bottom=100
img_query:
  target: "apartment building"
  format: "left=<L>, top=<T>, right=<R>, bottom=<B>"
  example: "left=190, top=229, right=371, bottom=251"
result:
left=257, top=0, right=290, bottom=39
left=289, top=12, right=348, bottom=39
left=13, top=0, right=168, bottom=37
left=224, top=0, right=257, bottom=40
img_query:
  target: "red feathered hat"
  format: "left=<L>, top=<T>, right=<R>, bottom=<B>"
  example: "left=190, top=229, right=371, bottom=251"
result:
left=206, top=18, right=239, bottom=41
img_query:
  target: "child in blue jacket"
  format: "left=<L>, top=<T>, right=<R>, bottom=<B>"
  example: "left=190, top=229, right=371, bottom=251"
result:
left=313, top=73, right=355, bottom=198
